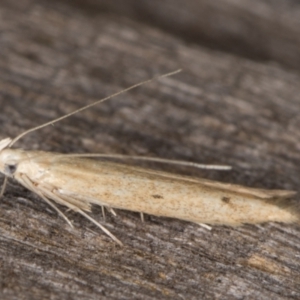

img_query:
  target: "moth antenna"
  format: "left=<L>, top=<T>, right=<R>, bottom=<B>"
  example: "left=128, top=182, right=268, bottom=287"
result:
left=8, top=69, right=182, bottom=148
left=57, top=154, right=232, bottom=171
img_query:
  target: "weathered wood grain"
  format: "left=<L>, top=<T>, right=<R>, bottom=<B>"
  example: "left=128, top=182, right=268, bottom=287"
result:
left=0, top=1, right=300, bottom=299
left=58, top=0, right=300, bottom=69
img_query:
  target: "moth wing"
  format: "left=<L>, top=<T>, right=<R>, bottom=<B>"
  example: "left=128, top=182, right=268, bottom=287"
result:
left=81, top=160, right=295, bottom=200
left=48, top=155, right=296, bottom=201
left=192, top=180, right=296, bottom=200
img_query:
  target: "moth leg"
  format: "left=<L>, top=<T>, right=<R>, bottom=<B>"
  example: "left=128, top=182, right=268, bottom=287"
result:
left=76, top=207, right=123, bottom=246
left=140, top=212, right=145, bottom=222
left=17, top=175, right=122, bottom=245
left=0, top=176, right=8, bottom=198
left=107, top=207, right=117, bottom=216
left=18, top=173, right=74, bottom=228
left=101, top=206, right=106, bottom=220
left=101, top=207, right=117, bottom=221
left=50, top=190, right=123, bottom=246
left=198, top=223, right=212, bottom=230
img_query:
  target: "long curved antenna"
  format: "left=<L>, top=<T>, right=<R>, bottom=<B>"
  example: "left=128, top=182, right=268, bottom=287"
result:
left=8, top=70, right=181, bottom=147
left=57, top=153, right=232, bottom=170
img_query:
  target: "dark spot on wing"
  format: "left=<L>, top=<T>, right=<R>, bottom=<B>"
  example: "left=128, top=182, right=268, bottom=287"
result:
left=152, top=194, right=163, bottom=199
left=222, top=197, right=230, bottom=203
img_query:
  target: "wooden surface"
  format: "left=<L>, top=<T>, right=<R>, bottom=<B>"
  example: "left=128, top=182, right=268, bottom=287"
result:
left=0, top=1, right=300, bottom=299
left=58, top=0, right=300, bottom=69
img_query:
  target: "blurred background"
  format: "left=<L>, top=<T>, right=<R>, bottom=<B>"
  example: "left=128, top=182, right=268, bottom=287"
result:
left=55, top=0, right=300, bottom=69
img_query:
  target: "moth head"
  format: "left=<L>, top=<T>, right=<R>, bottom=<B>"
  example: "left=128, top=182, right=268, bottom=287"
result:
left=0, top=138, right=12, bottom=152
left=0, top=139, right=20, bottom=177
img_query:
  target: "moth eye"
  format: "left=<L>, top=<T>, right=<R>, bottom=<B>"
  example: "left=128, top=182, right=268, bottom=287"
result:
left=5, top=164, right=17, bottom=175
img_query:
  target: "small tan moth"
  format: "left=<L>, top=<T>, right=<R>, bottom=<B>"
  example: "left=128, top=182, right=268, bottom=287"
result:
left=0, top=70, right=298, bottom=245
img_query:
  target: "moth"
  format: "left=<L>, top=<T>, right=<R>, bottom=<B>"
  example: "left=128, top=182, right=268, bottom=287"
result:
left=0, top=70, right=298, bottom=245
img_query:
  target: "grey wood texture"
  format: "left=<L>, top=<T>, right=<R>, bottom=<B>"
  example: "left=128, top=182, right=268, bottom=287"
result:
left=0, top=1, right=300, bottom=299
left=58, top=0, right=300, bottom=69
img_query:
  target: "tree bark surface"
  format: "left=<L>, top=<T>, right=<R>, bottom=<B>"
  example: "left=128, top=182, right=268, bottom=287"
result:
left=58, top=0, right=300, bottom=69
